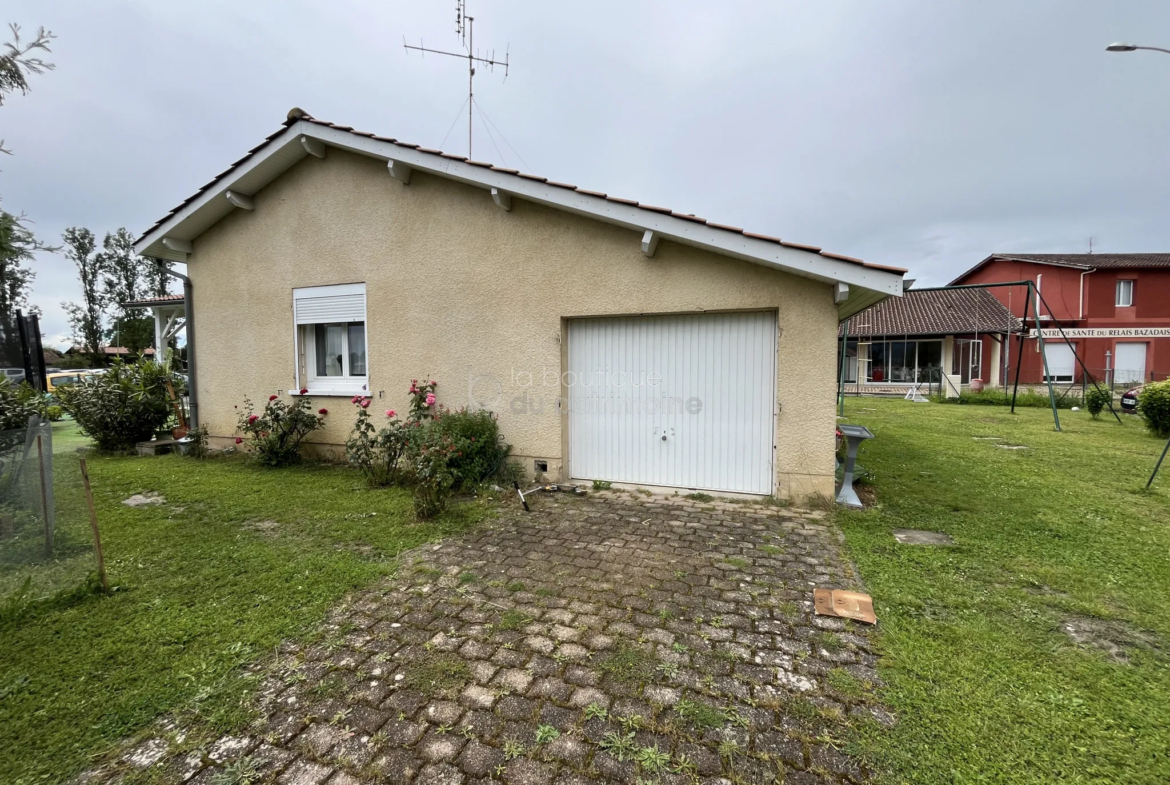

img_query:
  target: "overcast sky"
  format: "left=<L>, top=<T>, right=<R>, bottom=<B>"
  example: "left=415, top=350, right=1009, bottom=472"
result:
left=4, top=1, right=1170, bottom=348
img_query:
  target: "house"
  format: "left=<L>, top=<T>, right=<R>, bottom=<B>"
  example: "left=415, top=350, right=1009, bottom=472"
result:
left=952, top=254, right=1170, bottom=386
left=63, top=345, right=157, bottom=365
left=838, top=286, right=1020, bottom=396
left=132, top=109, right=905, bottom=500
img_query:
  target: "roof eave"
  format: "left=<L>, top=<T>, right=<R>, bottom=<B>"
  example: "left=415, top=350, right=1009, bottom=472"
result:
left=136, top=122, right=904, bottom=298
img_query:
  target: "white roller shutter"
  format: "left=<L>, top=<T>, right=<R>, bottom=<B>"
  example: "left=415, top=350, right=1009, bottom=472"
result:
left=568, top=311, right=777, bottom=495
left=293, top=283, right=366, bottom=324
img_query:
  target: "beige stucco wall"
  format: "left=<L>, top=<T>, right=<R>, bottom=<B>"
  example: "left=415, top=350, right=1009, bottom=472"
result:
left=187, top=148, right=839, bottom=500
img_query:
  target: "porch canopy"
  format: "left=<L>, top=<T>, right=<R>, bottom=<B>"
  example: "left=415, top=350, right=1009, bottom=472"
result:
left=123, top=293, right=186, bottom=359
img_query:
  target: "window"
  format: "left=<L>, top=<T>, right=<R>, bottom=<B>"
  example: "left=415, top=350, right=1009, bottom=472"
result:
left=293, top=283, right=368, bottom=395
left=1116, top=279, right=1134, bottom=307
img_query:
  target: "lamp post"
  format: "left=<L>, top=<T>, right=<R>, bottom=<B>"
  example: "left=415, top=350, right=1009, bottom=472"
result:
left=1106, top=42, right=1170, bottom=55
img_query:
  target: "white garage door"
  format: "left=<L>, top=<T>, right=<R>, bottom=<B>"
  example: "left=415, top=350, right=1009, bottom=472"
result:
left=1043, top=341, right=1076, bottom=382
left=1115, top=342, right=1147, bottom=385
left=568, top=312, right=776, bottom=495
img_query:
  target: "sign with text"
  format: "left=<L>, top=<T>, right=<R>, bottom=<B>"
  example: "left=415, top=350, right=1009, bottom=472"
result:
left=1028, top=327, right=1170, bottom=339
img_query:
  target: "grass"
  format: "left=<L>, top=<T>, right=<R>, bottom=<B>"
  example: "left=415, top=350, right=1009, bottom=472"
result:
left=836, top=398, right=1170, bottom=784
left=400, top=651, right=473, bottom=698
left=0, top=422, right=485, bottom=784
left=598, top=643, right=655, bottom=683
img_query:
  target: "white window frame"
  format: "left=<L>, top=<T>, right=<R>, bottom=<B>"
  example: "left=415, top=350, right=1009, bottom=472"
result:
left=292, top=283, right=369, bottom=397
left=1116, top=279, right=1134, bottom=307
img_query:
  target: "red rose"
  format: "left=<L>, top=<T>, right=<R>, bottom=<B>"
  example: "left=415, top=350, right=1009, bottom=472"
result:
left=234, top=437, right=243, bottom=444
left=300, top=388, right=309, bottom=395
left=248, top=414, right=259, bottom=423
left=318, top=408, right=328, bottom=415
left=269, top=394, right=278, bottom=401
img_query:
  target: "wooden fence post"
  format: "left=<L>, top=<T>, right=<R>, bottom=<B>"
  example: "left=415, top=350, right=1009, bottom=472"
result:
left=79, top=458, right=109, bottom=593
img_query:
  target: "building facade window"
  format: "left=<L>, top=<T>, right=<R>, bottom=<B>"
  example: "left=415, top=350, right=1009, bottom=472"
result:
left=1116, top=279, right=1134, bottom=307
left=293, top=283, right=368, bottom=395
left=857, top=339, right=943, bottom=383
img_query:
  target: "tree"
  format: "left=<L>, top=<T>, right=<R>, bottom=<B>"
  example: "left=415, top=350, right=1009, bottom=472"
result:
left=144, top=256, right=171, bottom=299
left=61, top=227, right=106, bottom=366
left=99, top=228, right=154, bottom=354
left=0, top=209, right=43, bottom=318
left=1, top=24, right=55, bottom=154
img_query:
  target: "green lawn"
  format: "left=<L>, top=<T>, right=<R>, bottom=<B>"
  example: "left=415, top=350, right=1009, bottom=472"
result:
left=0, top=423, right=485, bottom=784
left=837, top=399, right=1170, bottom=784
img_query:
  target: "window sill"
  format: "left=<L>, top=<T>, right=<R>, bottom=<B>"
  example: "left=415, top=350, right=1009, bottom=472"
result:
left=294, top=386, right=368, bottom=398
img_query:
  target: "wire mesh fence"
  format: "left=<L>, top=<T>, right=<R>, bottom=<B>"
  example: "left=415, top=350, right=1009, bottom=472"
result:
left=0, top=417, right=95, bottom=612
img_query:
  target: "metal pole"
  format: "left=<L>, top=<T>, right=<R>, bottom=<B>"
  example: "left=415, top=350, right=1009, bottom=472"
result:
left=36, top=434, right=52, bottom=558
left=1147, top=436, right=1170, bottom=490
left=1011, top=283, right=1031, bottom=414
left=1032, top=282, right=1061, bottom=431
left=838, top=318, right=849, bottom=416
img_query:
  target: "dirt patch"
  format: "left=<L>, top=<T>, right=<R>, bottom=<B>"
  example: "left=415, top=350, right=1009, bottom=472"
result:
left=246, top=519, right=281, bottom=535
left=122, top=493, right=165, bottom=507
left=1061, top=616, right=1163, bottom=663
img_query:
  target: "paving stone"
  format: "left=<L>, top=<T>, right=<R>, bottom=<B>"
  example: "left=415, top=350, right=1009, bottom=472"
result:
left=527, top=677, right=573, bottom=702
left=568, top=686, right=610, bottom=709
left=424, top=701, right=465, bottom=725
left=369, top=748, right=423, bottom=781
left=496, top=668, right=534, bottom=694
left=419, top=731, right=467, bottom=763
left=460, top=684, right=497, bottom=710
left=416, top=761, right=466, bottom=785
left=523, top=636, right=555, bottom=655
left=544, top=734, right=589, bottom=766
left=643, top=685, right=680, bottom=706
left=497, top=695, right=537, bottom=721
left=456, top=739, right=505, bottom=777
left=505, top=757, right=556, bottom=785
left=277, top=759, right=334, bottom=785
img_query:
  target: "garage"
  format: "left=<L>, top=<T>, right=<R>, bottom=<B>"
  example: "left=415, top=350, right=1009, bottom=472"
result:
left=567, top=311, right=777, bottom=495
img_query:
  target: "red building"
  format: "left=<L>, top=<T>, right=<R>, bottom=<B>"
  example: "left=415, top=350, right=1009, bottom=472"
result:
left=951, top=254, right=1170, bottom=386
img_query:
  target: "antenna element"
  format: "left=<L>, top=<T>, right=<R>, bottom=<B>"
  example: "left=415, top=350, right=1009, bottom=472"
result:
left=405, top=0, right=510, bottom=158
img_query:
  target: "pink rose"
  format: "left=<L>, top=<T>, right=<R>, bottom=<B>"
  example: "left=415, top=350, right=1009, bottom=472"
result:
left=318, top=408, right=328, bottom=415
left=425, top=393, right=436, bottom=406
left=234, top=437, right=243, bottom=444
left=360, top=398, right=371, bottom=409
left=386, top=409, right=396, bottom=418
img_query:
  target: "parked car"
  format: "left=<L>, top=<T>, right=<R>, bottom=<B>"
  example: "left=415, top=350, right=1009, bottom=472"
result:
left=1121, top=384, right=1143, bottom=413
left=46, top=371, right=93, bottom=395
left=1, top=367, right=26, bottom=384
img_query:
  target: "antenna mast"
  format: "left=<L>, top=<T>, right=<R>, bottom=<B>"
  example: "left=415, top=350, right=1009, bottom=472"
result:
left=405, top=0, right=510, bottom=158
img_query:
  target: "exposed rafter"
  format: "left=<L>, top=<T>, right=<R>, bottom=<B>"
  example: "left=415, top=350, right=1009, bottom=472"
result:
left=300, top=135, right=326, bottom=158
left=641, top=230, right=660, bottom=258
left=225, top=191, right=254, bottom=211
left=387, top=160, right=413, bottom=185
left=491, top=187, right=512, bottom=212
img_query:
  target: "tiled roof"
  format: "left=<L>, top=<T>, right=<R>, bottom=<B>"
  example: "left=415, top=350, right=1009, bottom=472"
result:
left=137, top=109, right=905, bottom=276
left=840, top=287, right=1020, bottom=337
left=951, top=253, right=1170, bottom=284
left=123, top=294, right=185, bottom=307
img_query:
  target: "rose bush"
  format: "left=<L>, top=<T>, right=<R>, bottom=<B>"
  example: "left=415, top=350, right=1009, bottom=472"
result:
left=235, top=393, right=327, bottom=466
left=345, top=398, right=410, bottom=486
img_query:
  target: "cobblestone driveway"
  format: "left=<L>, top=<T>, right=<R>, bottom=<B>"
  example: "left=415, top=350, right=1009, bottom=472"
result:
left=107, top=491, right=888, bottom=785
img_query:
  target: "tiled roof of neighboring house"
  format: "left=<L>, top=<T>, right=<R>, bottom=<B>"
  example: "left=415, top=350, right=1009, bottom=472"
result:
left=951, top=253, right=1170, bottom=283
left=67, top=345, right=156, bottom=356
left=123, top=294, right=185, bottom=307
left=136, top=109, right=906, bottom=277
left=840, top=287, right=1021, bottom=337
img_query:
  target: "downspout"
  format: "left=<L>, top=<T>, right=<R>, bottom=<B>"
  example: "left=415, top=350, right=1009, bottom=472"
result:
left=1079, top=269, right=1095, bottom=319
left=156, top=259, right=198, bottom=429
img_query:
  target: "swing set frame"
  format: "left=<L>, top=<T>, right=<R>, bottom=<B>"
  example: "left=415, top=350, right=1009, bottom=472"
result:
left=838, top=280, right=1122, bottom=431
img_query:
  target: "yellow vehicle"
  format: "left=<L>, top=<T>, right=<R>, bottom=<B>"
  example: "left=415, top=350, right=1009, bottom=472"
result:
left=46, top=371, right=93, bottom=394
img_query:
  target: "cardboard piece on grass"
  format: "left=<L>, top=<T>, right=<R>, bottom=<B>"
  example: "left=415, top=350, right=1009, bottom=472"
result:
left=814, top=588, right=877, bottom=625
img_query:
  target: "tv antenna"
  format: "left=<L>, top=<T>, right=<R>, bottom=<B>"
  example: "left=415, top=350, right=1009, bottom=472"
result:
left=404, top=0, right=510, bottom=159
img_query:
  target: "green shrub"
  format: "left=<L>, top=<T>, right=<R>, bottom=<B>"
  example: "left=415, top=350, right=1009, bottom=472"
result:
left=1085, top=387, right=1112, bottom=419
left=1138, top=380, right=1170, bottom=438
left=44, top=405, right=63, bottom=422
left=56, top=358, right=174, bottom=451
left=405, top=423, right=459, bottom=519
left=235, top=392, right=327, bottom=466
left=345, top=399, right=410, bottom=486
left=931, top=389, right=1078, bottom=409
left=0, top=378, right=44, bottom=433
left=429, top=408, right=510, bottom=487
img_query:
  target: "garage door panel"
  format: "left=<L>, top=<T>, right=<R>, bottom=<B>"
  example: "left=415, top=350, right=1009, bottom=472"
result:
left=568, top=311, right=776, bottom=495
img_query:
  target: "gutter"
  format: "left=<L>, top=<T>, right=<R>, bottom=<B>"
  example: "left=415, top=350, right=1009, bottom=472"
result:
left=1079, top=268, right=1096, bottom=319
left=155, top=260, right=199, bottom=430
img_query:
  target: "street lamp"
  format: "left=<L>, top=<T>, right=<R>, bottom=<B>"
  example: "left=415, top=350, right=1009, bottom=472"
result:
left=1106, top=42, right=1170, bottom=54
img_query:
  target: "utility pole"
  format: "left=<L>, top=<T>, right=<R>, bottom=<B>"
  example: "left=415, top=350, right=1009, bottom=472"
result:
left=405, top=0, right=510, bottom=158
